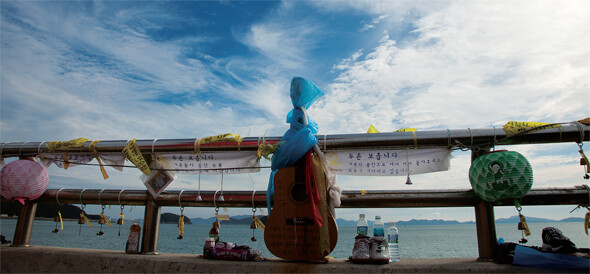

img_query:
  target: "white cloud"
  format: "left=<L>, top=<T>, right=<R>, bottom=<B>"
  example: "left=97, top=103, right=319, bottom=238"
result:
left=315, top=1, right=590, bottom=134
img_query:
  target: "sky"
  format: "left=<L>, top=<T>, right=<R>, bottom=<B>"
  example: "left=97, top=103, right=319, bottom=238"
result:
left=1, top=1, right=589, bottom=226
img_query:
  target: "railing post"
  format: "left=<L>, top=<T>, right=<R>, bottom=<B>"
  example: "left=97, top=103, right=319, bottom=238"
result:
left=11, top=201, right=37, bottom=247
left=141, top=192, right=161, bottom=254
left=472, top=148, right=498, bottom=261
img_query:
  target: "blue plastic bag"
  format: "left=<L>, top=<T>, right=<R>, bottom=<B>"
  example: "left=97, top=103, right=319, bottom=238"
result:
left=513, top=245, right=589, bottom=269
left=266, top=77, right=324, bottom=213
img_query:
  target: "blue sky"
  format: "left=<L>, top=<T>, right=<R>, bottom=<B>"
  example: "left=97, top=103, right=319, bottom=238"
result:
left=1, top=1, right=589, bottom=227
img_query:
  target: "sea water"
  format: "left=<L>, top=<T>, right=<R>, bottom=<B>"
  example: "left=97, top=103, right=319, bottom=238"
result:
left=1, top=218, right=588, bottom=259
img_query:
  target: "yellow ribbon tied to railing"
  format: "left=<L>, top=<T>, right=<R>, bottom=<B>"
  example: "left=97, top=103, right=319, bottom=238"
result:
left=89, top=140, right=109, bottom=180
left=46, top=138, right=89, bottom=152
left=194, top=133, right=244, bottom=153
left=100, top=212, right=112, bottom=227
left=397, top=128, right=418, bottom=148
left=503, top=121, right=561, bottom=138
left=122, top=138, right=151, bottom=176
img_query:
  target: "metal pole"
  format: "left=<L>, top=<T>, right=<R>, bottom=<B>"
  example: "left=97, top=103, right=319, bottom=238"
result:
left=1, top=124, right=587, bottom=156
left=11, top=201, right=37, bottom=247
left=141, top=193, right=160, bottom=255
left=20, top=187, right=589, bottom=208
left=471, top=148, right=498, bottom=261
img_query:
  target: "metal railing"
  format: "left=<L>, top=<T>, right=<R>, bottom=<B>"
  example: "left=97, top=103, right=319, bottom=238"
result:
left=3, top=122, right=589, bottom=260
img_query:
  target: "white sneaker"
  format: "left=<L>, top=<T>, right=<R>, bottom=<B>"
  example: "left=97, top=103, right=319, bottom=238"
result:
left=351, top=234, right=371, bottom=263
left=370, top=237, right=390, bottom=264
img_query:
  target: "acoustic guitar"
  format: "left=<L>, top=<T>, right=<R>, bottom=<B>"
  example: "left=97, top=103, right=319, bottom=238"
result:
left=264, top=153, right=338, bottom=261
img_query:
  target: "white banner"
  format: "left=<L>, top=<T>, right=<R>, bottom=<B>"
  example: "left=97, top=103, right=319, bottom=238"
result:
left=325, top=148, right=451, bottom=176
left=156, top=151, right=260, bottom=174
left=38, top=152, right=126, bottom=171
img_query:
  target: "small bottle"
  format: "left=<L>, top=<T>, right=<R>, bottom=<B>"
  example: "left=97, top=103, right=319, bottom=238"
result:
left=373, top=216, right=384, bottom=238
left=209, top=222, right=220, bottom=242
left=125, top=222, right=141, bottom=254
left=356, top=214, right=368, bottom=235
left=387, top=221, right=400, bottom=262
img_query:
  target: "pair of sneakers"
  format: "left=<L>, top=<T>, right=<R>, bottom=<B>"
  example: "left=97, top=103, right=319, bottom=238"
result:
left=351, top=234, right=390, bottom=264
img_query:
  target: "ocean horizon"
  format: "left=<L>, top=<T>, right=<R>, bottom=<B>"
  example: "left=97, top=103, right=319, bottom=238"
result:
left=1, top=218, right=587, bottom=259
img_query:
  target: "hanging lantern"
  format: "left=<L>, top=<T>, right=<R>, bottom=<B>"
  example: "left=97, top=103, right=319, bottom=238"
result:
left=469, top=150, right=533, bottom=202
left=0, top=159, right=49, bottom=204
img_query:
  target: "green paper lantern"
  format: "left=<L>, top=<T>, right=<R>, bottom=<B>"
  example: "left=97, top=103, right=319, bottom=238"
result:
left=469, top=150, right=533, bottom=202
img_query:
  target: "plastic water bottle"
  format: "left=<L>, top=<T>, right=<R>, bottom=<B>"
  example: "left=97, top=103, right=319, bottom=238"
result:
left=387, top=221, right=400, bottom=262
left=373, top=216, right=384, bottom=238
left=356, top=214, right=368, bottom=235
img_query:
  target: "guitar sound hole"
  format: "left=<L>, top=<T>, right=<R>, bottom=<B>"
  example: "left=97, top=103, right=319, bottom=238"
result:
left=290, top=183, right=308, bottom=202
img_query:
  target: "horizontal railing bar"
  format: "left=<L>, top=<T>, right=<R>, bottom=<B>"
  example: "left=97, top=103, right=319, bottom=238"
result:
left=1, top=124, right=588, bottom=156
left=10, top=186, right=587, bottom=208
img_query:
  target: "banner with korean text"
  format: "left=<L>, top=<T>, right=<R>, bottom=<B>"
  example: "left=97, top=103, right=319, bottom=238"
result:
left=325, top=148, right=451, bottom=176
left=156, top=151, right=260, bottom=175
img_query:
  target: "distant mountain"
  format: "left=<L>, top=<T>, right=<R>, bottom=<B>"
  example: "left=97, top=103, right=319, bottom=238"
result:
left=191, top=215, right=267, bottom=225
left=495, top=216, right=585, bottom=223
left=397, top=219, right=475, bottom=225
left=161, top=213, right=192, bottom=224
left=335, top=216, right=584, bottom=227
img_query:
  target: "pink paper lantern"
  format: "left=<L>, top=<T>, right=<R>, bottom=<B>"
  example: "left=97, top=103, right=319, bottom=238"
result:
left=0, top=159, right=49, bottom=204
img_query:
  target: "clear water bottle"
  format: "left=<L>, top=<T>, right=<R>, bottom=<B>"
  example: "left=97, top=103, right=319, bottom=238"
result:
left=356, top=214, right=368, bottom=235
left=373, top=216, right=384, bottom=238
left=387, top=221, right=400, bottom=262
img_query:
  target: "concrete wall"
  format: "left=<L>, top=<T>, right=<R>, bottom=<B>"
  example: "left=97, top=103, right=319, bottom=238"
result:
left=0, top=245, right=584, bottom=273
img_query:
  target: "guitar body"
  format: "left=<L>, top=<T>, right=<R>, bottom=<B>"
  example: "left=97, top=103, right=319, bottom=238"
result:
left=264, top=156, right=338, bottom=261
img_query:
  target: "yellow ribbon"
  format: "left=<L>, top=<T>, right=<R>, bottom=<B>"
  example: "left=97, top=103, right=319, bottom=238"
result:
left=62, top=152, right=70, bottom=170
left=367, top=124, right=380, bottom=133
left=253, top=216, right=265, bottom=232
left=89, top=140, right=109, bottom=179
left=519, top=214, right=531, bottom=236
left=194, top=133, right=244, bottom=154
left=46, top=138, right=89, bottom=152
left=100, top=212, right=112, bottom=227
left=584, top=212, right=589, bottom=235
left=360, top=190, right=367, bottom=196
left=256, top=141, right=281, bottom=160
left=122, top=139, right=151, bottom=176
left=397, top=128, right=418, bottom=148
left=502, top=121, right=561, bottom=138
left=178, top=215, right=185, bottom=236
left=58, top=211, right=63, bottom=231
left=81, top=212, right=93, bottom=228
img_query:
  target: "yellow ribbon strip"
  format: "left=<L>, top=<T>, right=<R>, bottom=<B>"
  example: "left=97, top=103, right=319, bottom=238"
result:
left=579, top=149, right=589, bottom=175
left=367, top=124, right=380, bottom=133
left=62, top=152, right=70, bottom=170
left=46, top=138, right=89, bottom=152
left=81, top=212, right=93, bottom=228
left=584, top=212, right=589, bottom=235
left=256, top=140, right=281, bottom=160
left=100, top=212, right=112, bottom=227
left=215, top=213, right=230, bottom=221
left=122, top=139, right=151, bottom=176
left=502, top=121, right=561, bottom=138
left=58, top=211, right=63, bottom=231
left=89, top=140, right=109, bottom=179
left=178, top=215, right=185, bottom=236
left=360, top=190, right=367, bottom=196
left=253, top=216, right=265, bottom=232
left=397, top=128, right=418, bottom=148
left=194, top=133, right=244, bottom=153
left=119, top=212, right=125, bottom=225
left=519, top=214, right=531, bottom=236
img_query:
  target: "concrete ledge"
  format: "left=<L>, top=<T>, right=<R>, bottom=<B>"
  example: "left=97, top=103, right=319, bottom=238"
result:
left=0, top=245, right=585, bottom=273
